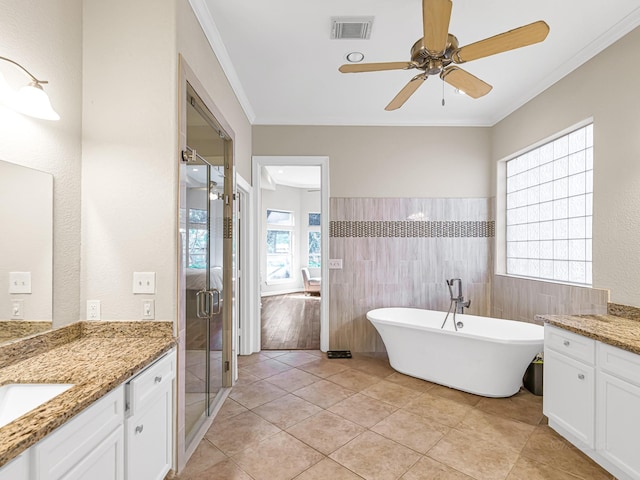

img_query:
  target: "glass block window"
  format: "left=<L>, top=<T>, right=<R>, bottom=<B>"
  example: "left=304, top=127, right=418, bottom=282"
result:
left=506, top=123, right=593, bottom=285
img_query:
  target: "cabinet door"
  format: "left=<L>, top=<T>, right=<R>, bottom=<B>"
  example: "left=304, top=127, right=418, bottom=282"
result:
left=0, top=451, right=29, bottom=480
left=125, top=387, right=172, bottom=480
left=59, top=426, right=124, bottom=480
left=597, top=371, right=640, bottom=479
left=544, top=348, right=595, bottom=447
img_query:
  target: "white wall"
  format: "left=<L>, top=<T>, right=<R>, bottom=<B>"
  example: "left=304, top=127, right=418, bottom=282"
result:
left=253, top=126, right=492, bottom=198
left=492, top=26, right=640, bottom=306
left=82, top=0, right=178, bottom=320
left=0, top=0, right=82, bottom=326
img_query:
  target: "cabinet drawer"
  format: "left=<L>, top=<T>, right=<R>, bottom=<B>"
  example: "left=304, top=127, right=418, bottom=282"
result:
left=598, top=342, right=640, bottom=387
left=126, top=350, right=174, bottom=415
left=545, top=325, right=595, bottom=365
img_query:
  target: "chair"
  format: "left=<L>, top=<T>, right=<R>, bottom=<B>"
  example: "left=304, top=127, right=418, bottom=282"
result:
left=301, top=268, right=321, bottom=295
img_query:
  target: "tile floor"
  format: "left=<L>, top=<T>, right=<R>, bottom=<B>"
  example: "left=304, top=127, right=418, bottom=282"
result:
left=175, top=350, right=614, bottom=480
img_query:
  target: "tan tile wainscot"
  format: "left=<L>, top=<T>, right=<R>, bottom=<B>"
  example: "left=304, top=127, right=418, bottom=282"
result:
left=0, top=321, right=175, bottom=467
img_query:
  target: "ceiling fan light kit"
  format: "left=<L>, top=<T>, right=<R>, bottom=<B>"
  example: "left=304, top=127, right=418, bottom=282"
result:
left=338, top=0, right=549, bottom=111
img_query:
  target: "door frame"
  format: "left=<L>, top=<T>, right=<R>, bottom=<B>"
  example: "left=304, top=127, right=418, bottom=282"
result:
left=236, top=174, right=254, bottom=358
left=251, top=155, right=330, bottom=353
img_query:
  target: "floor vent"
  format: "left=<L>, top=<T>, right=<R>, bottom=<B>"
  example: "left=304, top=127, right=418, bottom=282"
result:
left=330, top=17, right=374, bottom=40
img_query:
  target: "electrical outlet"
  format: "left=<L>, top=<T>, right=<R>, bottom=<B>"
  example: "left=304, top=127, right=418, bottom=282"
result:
left=87, top=300, right=101, bottom=320
left=11, top=299, right=24, bottom=319
left=142, top=299, right=155, bottom=320
left=328, top=259, right=343, bottom=269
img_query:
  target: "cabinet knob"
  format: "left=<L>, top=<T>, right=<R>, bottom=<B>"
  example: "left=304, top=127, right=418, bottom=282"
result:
left=578, top=374, right=585, bottom=380
left=563, top=340, right=570, bottom=347
left=135, top=425, right=144, bottom=434
left=154, top=376, right=162, bottom=383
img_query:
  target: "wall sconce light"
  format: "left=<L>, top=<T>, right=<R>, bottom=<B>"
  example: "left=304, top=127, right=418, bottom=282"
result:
left=0, top=56, right=60, bottom=121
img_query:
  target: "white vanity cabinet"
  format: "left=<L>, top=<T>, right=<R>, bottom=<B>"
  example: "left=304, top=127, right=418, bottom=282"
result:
left=33, top=385, right=125, bottom=480
left=544, top=324, right=640, bottom=480
left=543, top=326, right=596, bottom=448
left=124, top=349, right=175, bottom=480
left=0, top=348, right=176, bottom=480
left=0, top=451, right=29, bottom=480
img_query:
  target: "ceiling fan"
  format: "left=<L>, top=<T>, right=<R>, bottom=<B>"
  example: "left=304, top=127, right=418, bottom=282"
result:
left=338, top=0, right=550, bottom=111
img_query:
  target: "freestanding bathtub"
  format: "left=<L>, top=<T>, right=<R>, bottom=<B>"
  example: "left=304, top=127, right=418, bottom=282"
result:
left=366, top=307, right=544, bottom=398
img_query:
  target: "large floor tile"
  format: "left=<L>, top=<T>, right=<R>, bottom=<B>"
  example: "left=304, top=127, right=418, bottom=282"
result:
left=287, top=410, right=366, bottom=454
left=205, top=410, right=280, bottom=455
left=275, top=351, right=320, bottom=367
left=185, top=459, right=254, bottom=480
left=228, top=379, right=287, bottom=409
left=299, top=358, right=351, bottom=378
left=506, top=456, right=585, bottom=480
left=404, top=392, right=472, bottom=427
left=520, top=426, right=612, bottom=480
left=455, top=409, right=535, bottom=452
left=384, top=372, right=436, bottom=393
left=371, top=409, right=449, bottom=454
left=361, top=379, right=423, bottom=407
left=475, top=390, right=544, bottom=426
left=238, top=358, right=293, bottom=379
left=232, top=431, right=324, bottom=480
left=293, top=379, right=356, bottom=408
left=253, top=393, right=322, bottom=429
left=265, top=368, right=321, bottom=392
left=176, top=439, right=226, bottom=478
left=348, top=358, right=396, bottom=378
left=329, top=393, right=397, bottom=428
left=211, top=398, right=248, bottom=424
left=330, top=431, right=421, bottom=480
left=294, top=458, right=364, bottom=479
left=400, top=456, right=475, bottom=480
left=428, top=429, right=520, bottom=480
left=429, top=385, right=483, bottom=407
left=326, top=369, right=383, bottom=392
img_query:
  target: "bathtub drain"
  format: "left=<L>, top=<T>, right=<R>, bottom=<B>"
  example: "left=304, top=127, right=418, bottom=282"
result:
left=456, top=321, right=464, bottom=329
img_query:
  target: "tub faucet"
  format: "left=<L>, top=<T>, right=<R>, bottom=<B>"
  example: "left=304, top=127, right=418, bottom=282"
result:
left=442, top=278, right=471, bottom=331
left=447, top=278, right=471, bottom=314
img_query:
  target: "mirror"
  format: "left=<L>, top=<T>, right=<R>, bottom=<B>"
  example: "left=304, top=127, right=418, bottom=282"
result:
left=0, top=159, right=53, bottom=343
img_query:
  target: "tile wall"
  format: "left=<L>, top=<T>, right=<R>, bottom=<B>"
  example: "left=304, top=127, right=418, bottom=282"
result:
left=491, top=275, right=609, bottom=325
left=329, top=198, right=494, bottom=352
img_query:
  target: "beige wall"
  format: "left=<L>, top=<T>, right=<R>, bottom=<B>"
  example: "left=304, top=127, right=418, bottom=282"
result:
left=253, top=126, right=492, bottom=198
left=0, top=0, right=82, bottom=326
left=82, top=0, right=179, bottom=321
left=492, top=26, right=640, bottom=307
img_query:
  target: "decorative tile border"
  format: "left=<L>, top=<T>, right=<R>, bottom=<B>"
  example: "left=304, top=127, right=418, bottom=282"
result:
left=329, top=220, right=495, bottom=238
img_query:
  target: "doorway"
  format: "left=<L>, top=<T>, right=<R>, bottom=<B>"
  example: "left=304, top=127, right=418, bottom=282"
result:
left=179, top=81, right=234, bottom=455
left=252, top=157, right=329, bottom=353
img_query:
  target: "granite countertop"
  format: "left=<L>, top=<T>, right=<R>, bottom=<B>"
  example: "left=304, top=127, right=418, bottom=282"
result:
left=0, top=321, right=175, bottom=468
left=536, top=313, right=640, bottom=356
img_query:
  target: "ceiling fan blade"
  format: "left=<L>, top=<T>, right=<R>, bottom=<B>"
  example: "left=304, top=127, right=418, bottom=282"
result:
left=423, top=0, right=453, bottom=55
left=440, top=66, right=492, bottom=99
left=385, top=74, right=427, bottom=111
left=452, top=20, right=550, bottom=63
left=339, top=62, right=416, bottom=73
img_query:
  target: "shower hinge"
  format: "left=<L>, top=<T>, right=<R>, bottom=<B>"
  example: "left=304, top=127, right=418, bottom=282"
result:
left=225, top=194, right=230, bottom=205
left=224, top=361, right=230, bottom=372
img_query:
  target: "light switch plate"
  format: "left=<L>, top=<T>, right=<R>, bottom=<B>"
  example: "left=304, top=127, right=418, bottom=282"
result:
left=142, top=299, right=155, bottom=320
left=9, top=272, right=31, bottom=294
left=133, top=272, right=156, bottom=294
left=328, top=259, right=343, bottom=269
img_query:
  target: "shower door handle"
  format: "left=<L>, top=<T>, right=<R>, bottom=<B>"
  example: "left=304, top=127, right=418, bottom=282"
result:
left=196, top=289, right=212, bottom=319
left=211, top=288, right=221, bottom=315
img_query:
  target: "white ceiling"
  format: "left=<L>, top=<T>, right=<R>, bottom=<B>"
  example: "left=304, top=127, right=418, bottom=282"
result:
left=193, top=0, right=640, bottom=127
left=264, top=165, right=321, bottom=189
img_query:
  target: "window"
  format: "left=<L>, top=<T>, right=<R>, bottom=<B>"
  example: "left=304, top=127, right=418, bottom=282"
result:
left=266, top=209, right=293, bottom=282
left=308, top=213, right=321, bottom=226
left=308, top=232, right=321, bottom=268
left=188, top=208, right=208, bottom=269
left=505, top=123, right=593, bottom=285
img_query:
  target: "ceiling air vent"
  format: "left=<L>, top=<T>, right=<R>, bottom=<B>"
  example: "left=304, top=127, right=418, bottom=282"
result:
left=330, top=17, right=374, bottom=40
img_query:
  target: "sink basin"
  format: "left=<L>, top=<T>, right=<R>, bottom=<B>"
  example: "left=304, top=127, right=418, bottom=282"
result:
left=0, top=383, right=74, bottom=428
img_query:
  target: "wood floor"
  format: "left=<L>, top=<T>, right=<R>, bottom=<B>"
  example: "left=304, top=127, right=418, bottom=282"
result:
left=261, top=292, right=320, bottom=350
